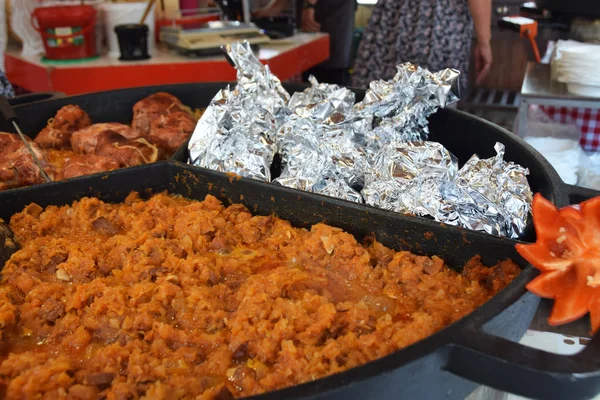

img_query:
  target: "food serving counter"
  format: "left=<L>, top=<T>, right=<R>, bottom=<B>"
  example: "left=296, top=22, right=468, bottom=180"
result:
left=5, top=33, right=329, bottom=95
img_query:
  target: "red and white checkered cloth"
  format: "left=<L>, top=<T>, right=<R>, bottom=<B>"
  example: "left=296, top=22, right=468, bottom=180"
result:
left=540, top=106, right=600, bottom=152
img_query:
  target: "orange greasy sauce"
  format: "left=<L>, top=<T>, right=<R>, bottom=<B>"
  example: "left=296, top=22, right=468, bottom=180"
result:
left=0, top=192, right=520, bottom=399
left=45, top=149, right=77, bottom=177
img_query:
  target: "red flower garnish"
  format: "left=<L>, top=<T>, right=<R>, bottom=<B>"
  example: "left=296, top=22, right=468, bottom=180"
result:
left=516, top=193, right=600, bottom=334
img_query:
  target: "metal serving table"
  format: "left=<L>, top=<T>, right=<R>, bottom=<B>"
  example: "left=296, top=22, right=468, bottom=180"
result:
left=516, top=62, right=600, bottom=137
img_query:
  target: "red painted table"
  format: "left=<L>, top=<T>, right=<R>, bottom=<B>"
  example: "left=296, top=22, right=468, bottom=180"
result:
left=6, top=33, right=330, bottom=95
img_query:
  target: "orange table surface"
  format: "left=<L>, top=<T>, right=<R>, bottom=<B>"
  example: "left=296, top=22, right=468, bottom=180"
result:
left=7, top=33, right=330, bottom=96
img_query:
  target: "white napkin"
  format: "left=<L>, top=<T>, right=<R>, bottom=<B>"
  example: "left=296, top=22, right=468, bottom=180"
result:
left=552, top=40, right=600, bottom=95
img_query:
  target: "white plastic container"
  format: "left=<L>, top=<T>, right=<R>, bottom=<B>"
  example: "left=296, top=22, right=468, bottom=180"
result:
left=101, top=2, right=155, bottom=58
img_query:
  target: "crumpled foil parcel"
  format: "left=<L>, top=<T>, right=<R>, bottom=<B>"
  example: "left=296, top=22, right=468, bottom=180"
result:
left=188, top=42, right=289, bottom=181
left=188, top=42, right=532, bottom=238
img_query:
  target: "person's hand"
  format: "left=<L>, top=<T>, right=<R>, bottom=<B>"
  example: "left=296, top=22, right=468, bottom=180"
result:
left=474, top=40, right=493, bottom=85
left=252, top=0, right=286, bottom=18
left=253, top=7, right=276, bottom=17
left=301, top=8, right=320, bottom=32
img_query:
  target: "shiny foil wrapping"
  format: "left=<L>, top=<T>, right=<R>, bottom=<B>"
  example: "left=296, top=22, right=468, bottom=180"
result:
left=275, top=65, right=460, bottom=204
left=355, top=63, right=461, bottom=150
left=288, top=76, right=356, bottom=120
left=362, top=141, right=458, bottom=216
left=363, top=142, right=532, bottom=238
left=187, top=42, right=290, bottom=181
left=274, top=79, right=367, bottom=202
left=187, top=43, right=532, bottom=237
left=439, top=143, right=533, bottom=238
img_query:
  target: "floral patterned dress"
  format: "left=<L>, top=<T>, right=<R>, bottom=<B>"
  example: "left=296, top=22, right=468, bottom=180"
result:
left=0, top=70, right=14, bottom=98
left=352, top=0, right=473, bottom=95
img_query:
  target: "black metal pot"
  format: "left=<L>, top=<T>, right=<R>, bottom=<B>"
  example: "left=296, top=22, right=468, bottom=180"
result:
left=0, top=161, right=599, bottom=400
left=5, top=82, right=587, bottom=241
left=1, top=83, right=600, bottom=399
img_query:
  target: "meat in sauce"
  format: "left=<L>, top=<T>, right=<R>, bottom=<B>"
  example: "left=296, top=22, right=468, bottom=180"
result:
left=0, top=93, right=198, bottom=191
left=59, top=154, right=120, bottom=180
left=34, top=105, right=92, bottom=149
left=95, top=136, right=160, bottom=168
left=70, top=123, right=137, bottom=154
left=0, top=133, right=53, bottom=190
left=132, top=92, right=192, bottom=135
left=0, top=192, right=521, bottom=399
left=148, top=111, right=196, bottom=156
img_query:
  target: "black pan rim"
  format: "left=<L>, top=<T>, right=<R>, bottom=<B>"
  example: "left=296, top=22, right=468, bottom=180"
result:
left=0, top=159, right=536, bottom=247
left=11, top=81, right=240, bottom=111
left=1, top=82, right=567, bottom=397
left=0, top=159, right=542, bottom=399
left=442, top=107, right=563, bottom=198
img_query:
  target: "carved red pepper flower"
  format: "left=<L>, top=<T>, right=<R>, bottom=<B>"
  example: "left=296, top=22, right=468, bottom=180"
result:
left=516, top=194, right=600, bottom=334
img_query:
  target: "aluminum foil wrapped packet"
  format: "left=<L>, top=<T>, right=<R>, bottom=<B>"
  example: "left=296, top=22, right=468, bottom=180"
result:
left=355, top=63, right=460, bottom=150
left=288, top=76, right=356, bottom=120
left=439, top=143, right=533, bottom=238
left=187, top=42, right=290, bottom=181
left=362, top=141, right=532, bottom=238
left=186, top=43, right=531, bottom=237
left=274, top=145, right=364, bottom=204
left=226, top=42, right=290, bottom=122
left=362, top=141, right=458, bottom=215
left=274, top=113, right=367, bottom=203
left=274, top=77, right=369, bottom=202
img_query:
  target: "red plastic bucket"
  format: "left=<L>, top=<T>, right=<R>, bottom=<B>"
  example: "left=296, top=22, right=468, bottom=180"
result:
left=32, top=5, right=97, bottom=60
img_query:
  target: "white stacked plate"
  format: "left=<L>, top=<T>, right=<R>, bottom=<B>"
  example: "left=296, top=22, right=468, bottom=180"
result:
left=552, top=40, right=600, bottom=97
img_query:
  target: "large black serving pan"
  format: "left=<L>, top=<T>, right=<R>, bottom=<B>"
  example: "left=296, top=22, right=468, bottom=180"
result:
left=2, top=82, right=591, bottom=241
left=2, top=83, right=600, bottom=399
left=0, top=161, right=599, bottom=400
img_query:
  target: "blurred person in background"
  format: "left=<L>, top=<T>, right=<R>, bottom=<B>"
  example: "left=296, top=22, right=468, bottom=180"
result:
left=352, top=0, right=493, bottom=95
left=0, top=69, right=14, bottom=98
left=253, top=0, right=292, bottom=16
left=255, top=0, right=356, bottom=85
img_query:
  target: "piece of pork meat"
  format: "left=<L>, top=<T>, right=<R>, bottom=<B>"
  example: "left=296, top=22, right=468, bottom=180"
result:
left=131, top=92, right=191, bottom=135
left=0, top=134, right=53, bottom=191
left=148, top=111, right=196, bottom=155
left=96, top=136, right=160, bottom=167
left=71, top=129, right=160, bottom=167
left=59, top=154, right=120, bottom=180
left=71, top=123, right=137, bottom=154
left=35, top=127, right=70, bottom=150
left=52, top=104, right=92, bottom=132
left=34, top=105, right=92, bottom=149
left=0, top=132, right=25, bottom=155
